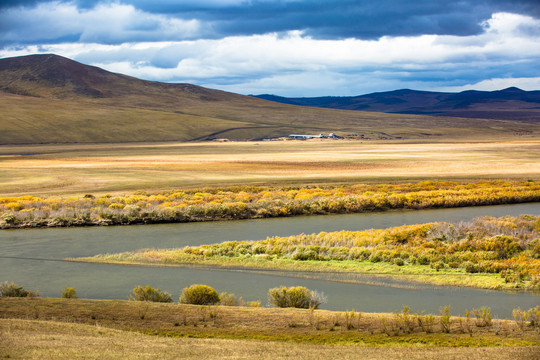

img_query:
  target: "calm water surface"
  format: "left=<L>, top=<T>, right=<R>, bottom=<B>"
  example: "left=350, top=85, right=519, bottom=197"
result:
left=1, top=203, right=539, bottom=317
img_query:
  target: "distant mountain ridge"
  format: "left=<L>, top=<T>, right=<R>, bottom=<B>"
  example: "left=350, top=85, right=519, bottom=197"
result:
left=254, top=87, right=540, bottom=122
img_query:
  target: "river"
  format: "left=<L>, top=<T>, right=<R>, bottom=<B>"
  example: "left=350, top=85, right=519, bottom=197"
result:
left=1, top=203, right=539, bottom=317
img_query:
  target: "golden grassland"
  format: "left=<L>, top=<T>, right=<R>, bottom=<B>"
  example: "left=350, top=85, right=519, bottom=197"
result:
left=0, top=140, right=538, bottom=196
left=3, top=319, right=538, bottom=360
left=76, top=215, right=540, bottom=291
left=1, top=179, right=538, bottom=229
left=0, top=297, right=539, bottom=360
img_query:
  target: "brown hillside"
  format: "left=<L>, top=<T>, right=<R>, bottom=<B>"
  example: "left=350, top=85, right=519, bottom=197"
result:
left=0, top=54, right=539, bottom=144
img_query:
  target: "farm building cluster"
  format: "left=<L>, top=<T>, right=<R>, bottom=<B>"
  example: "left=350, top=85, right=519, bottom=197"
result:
left=288, top=133, right=340, bottom=139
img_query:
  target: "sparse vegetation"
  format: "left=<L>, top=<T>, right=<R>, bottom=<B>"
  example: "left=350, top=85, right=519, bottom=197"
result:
left=1, top=297, right=539, bottom=346
left=0, top=282, right=39, bottom=298
left=219, top=292, right=245, bottom=306
left=129, top=285, right=173, bottom=303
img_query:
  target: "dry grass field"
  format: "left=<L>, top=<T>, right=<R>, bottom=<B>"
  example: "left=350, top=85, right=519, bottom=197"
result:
left=0, top=140, right=538, bottom=196
left=0, top=298, right=539, bottom=359
left=1, top=319, right=538, bottom=360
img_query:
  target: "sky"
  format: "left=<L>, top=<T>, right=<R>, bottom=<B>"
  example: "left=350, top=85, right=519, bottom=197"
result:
left=1, top=0, right=539, bottom=96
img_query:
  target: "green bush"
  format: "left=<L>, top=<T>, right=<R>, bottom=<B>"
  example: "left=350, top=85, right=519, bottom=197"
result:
left=129, top=285, right=173, bottom=303
left=464, top=261, right=480, bottom=273
left=369, top=252, right=382, bottom=263
left=431, top=260, right=445, bottom=271
left=179, top=284, right=220, bottom=305
left=0, top=281, right=39, bottom=297
left=417, top=255, right=430, bottom=265
left=62, top=287, right=78, bottom=299
left=267, top=286, right=325, bottom=309
left=2, top=213, right=16, bottom=224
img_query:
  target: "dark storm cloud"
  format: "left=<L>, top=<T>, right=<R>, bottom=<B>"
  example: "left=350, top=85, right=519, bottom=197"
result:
left=122, top=0, right=540, bottom=39
left=1, top=0, right=539, bottom=42
left=0, top=0, right=40, bottom=8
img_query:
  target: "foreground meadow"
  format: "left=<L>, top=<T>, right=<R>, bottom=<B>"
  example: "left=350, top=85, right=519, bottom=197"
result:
left=0, top=298, right=539, bottom=360
left=3, top=319, right=538, bottom=360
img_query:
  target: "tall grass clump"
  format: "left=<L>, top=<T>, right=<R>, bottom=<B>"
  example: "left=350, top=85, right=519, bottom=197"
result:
left=129, top=285, right=173, bottom=303
left=472, top=306, right=492, bottom=327
left=219, top=292, right=245, bottom=306
left=0, top=281, right=39, bottom=297
left=439, top=305, right=451, bottom=333
left=268, top=286, right=325, bottom=309
left=179, top=284, right=220, bottom=305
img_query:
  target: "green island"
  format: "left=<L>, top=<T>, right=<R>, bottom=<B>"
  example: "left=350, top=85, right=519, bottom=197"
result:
left=74, top=214, right=540, bottom=291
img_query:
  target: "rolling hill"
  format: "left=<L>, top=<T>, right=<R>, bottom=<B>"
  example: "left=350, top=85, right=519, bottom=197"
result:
left=0, top=54, right=538, bottom=144
left=254, top=88, right=540, bottom=122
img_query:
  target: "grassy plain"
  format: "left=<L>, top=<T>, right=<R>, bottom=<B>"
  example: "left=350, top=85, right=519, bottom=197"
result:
left=0, top=298, right=539, bottom=360
left=0, top=140, right=538, bottom=196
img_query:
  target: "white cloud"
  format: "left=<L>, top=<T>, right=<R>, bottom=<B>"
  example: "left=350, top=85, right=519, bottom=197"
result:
left=0, top=2, right=202, bottom=44
left=1, top=12, right=539, bottom=95
left=482, top=12, right=540, bottom=37
left=442, top=77, right=540, bottom=92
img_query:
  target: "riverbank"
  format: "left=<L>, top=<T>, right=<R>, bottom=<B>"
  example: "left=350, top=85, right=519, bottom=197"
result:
left=1, top=180, right=539, bottom=229
left=75, top=215, right=540, bottom=291
left=1, top=297, right=539, bottom=358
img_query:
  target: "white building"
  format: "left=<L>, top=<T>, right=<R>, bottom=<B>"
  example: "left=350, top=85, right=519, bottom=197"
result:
left=288, top=133, right=324, bottom=139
